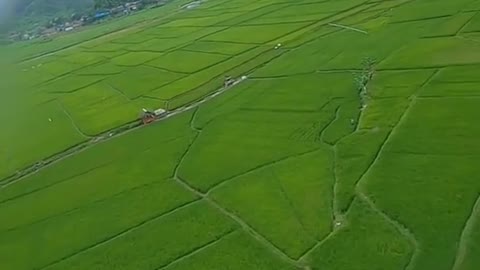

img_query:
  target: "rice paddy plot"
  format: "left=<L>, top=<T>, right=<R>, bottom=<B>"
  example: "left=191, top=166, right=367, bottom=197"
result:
left=110, top=51, right=163, bottom=66
left=84, top=42, right=129, bottom=52
left=182, top=41, right=255, bottom=55
left=147, top=50, right=229, bottom=73
left=359, top=98, right=409, bottom=129
left=202, top=23, right=311, bottom=44
left=59, top=51, right=109, bottom=66
left=0, top=178, right=197, bottom=270
left=74, top=62, right=127, bottom=76
left=43, top=201, right=237, bottom=270
left=106, top=66, right=185, bottom=99
left=160, top=12, right=242, bottom=27
left=111, top=33, right=154, bottom=44
left=126, top=38, right=188, bottom=52
left=389, top=0, right=474, bottom=23
left=3, top=0, right=480, bottom=269
left=334, top=129, right=389, bottom=213
left=178, top=109, right=329, bottom=192
left=59, top=82, right=140, bottom=135
left=148, top=46, right=271, bottom=101
left=39, top=59, right=83, bottom=77
left=0, top=112, right=194, bottom=202
left=42, top=74, right=104, bottom=93
left=0, top=101, right=86, bottom=180
left=245, top=74, right=355, bottom=111
left=383, top=97, right=480, bottom=155
left=164, top=230, right=297, bottom=270
left=141, top=26, right=203, bottom=39
left=363, top=152, right=480, bottom=270
left=379, top=37, right=480, bottom=68
left=462, top=11, right=480, bottom=33
left=211, top=149, right=334, bottom=258
left=307, top=199, right=412, bottom=270
left=369, top=70, right=436, bottom=98
left=422, top=12, right=476, bottom=38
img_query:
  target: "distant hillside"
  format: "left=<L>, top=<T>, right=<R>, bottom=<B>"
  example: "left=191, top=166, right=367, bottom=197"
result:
left=0, top=0, right=93, bottom=35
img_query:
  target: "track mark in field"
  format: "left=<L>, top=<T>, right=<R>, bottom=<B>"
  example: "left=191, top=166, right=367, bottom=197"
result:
left=106, top=83, right=132, bottom=101
left=271, top=168, right=312, bottom=240
left=38, top=199, right=201, bottom=270
left=156, top=229, right=237, bottom=270
left=56, top=100, right=92, bottom=138
left=206, top=148, right=322, bottom=195
left=455, top=12, right=479, bottom=36
left=452, top=195, right=480, bottom=270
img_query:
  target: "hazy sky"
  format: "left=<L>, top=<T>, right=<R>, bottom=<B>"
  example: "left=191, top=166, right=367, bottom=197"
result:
left=0, top=0, right=14, bottom=23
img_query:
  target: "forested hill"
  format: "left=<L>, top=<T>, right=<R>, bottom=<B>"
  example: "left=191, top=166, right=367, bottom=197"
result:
left=13, top=0, right=93, bottom=17
left=1, top=0, right=145, bottom=36
left=0, top=0, right=93, bottom=36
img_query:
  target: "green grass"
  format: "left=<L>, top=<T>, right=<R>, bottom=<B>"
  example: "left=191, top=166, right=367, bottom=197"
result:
left=461, top=11, right=480, bottom=33
left=0, top=111, right=194, bottom=201
left=384, top=97, right=480, bottom=155
left=164, top=230, right=297, bottom=270
left=369, top=70, right=436, bottom=98
left=59, top=82, right=141, bottom=135
left=322, top=100, right=359, bottom=145
left=110, top=51, right=163, bottom=66
left=244, top=74, right=355, bottom=111
left=74, top=62, right=127, bottom=76
left=335, top=129, right=389, bottom=213
left=178, top=109, right=328, bottom=192
left=359, top=98, right=409, bottom=129
left=0, top=179, right=198, bottom=270
left=44, top=201, right=237, bottom=270
left=423, top=12, right=476, bottom=37
left=146, top=50, right=229, bottom=73
left=126, top=38, right=187, bottom=52
left=0, top=135, right=194, bottom=233
left=0, top=101, right=86, bottom=180
left=106, top=66, right=185, bottom=99
left=41, top=74, right=104, bottom=93
left=211, top=149, right=334, bottom=258
left=203, top=23, right=310, bottom=44
left=148, top=46, right=271, bottom=100
left=3, top=1, right=480, bottom=269
left=389, top=0, right=474, bottom=23
left=363, top=152, right=480, bottom=270
left=182, top=41, right=255, bottom=55
left=379, top=37, right=480, bottom=69
left=307, top=198, right=412, bottom=270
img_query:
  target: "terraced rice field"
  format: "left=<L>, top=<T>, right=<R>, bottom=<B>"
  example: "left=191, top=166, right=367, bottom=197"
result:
left=1, top=0, right=480, bottom=269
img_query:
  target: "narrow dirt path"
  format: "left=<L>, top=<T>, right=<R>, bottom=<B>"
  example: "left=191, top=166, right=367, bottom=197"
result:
left=351, top=70, right=441, bottom=270
left=452, top=194, right=480, bottom=270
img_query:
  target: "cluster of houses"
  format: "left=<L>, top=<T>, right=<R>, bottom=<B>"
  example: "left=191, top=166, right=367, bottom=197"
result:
left=9, top=0, right=166, bottom=42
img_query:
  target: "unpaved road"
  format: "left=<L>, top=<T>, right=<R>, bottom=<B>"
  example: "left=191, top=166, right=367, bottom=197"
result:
left=0, top=76, right=248, bottom=188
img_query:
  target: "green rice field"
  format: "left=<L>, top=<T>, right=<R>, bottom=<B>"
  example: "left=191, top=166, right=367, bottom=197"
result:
left=1, top=0, right=480, bottom=269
